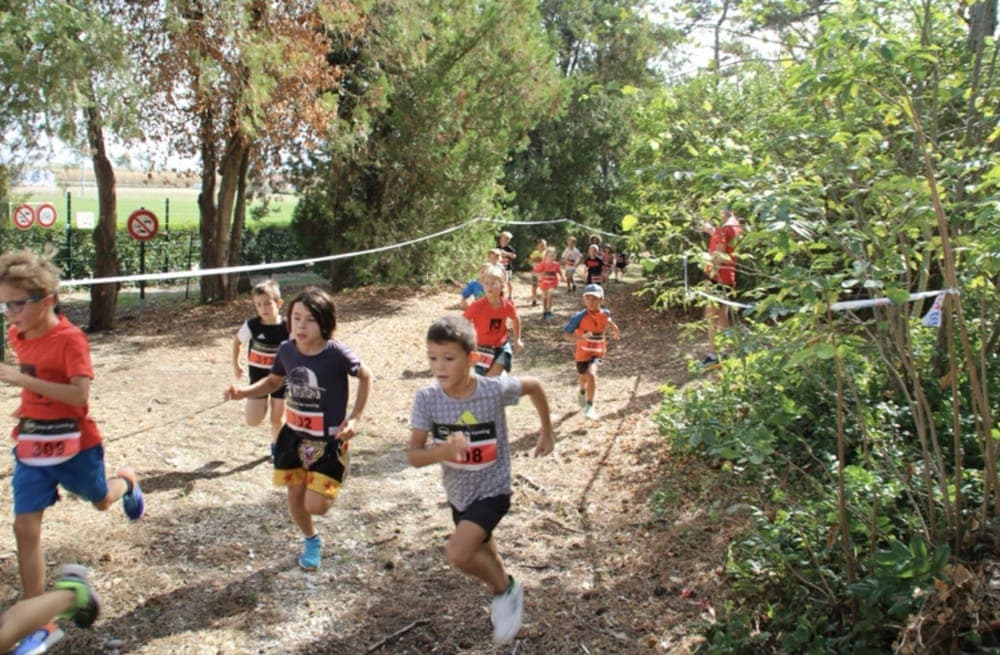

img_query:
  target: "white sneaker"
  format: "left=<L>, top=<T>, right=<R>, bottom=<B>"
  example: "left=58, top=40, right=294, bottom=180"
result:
left=584, top=405, right=597, bottom=420
left=490, top=577, right=524, bottom=643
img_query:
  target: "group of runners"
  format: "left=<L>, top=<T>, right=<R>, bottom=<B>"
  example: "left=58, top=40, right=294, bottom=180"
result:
left=0, top=208, right=739, bottom=652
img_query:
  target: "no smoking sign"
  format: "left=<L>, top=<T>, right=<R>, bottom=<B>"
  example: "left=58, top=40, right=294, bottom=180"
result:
left=126, top=208, right=159, bottom=241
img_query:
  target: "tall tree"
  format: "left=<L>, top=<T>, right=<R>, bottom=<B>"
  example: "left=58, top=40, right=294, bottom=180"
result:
left=290, top=0, right=562, bottom=288
left=501, top=0, right=676, bottom=234
left=0, top=0, right=143, bottom=330
left=155, top=0, right=365, bottom=302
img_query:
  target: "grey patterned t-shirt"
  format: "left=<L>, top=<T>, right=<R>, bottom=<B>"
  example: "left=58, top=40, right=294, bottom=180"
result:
left=410, top=375, right=522, bottom=511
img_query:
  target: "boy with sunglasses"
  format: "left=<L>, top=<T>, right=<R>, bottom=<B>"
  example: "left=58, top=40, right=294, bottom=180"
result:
left=0, top=250, right=144, bottom=655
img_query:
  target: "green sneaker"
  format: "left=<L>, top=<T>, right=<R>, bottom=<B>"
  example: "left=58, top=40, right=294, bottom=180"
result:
left=53, top=564, right=100, bottom=628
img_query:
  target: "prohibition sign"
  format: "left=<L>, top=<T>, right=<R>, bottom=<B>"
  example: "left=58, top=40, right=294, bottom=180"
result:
left=36, top=202, right=57, bottom=228
left=13, top=204, right=34, bottom=230
left=127, top=208, right=159, bottom=241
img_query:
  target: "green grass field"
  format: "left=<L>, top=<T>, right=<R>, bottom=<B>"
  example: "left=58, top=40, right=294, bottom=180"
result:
left=8, top=185, right=297, bottom=230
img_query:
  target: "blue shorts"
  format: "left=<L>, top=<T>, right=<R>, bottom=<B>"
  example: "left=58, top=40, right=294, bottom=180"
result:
left=12, top=445, right=109, bottom=514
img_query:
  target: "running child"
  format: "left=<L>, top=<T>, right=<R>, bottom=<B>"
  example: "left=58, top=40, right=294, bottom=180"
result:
left=0, top=250, right=144, bottom=655
left=527, top=238, right=546, bottom=307
left=582, top=244, right=604, bottom=286
left=600, top=243, right=614, bottom=286
left=460, top=249, right=505, bottom=309
left=408, top=315, right=554, bottom=644
left=225, top=286, right=372, bottom=571
left=532, top=246, right=564, bottom=320
left=563, top=284, right=621, bottom=421
left=496, top=231, right=517, bottom=300
left=0, top=565, right=99, bottom=653
left=232, top=279, right=289, bottom=460
left=560, top=236, right=582, bottom=293
left=463, top=265, right=523, bottom=377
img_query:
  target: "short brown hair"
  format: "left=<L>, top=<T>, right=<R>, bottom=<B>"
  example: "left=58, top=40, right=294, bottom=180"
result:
left=0, top=249, right=61, bottom=297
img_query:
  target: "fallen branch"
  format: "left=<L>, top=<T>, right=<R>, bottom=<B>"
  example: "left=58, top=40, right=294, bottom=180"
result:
left=366, top=618, right=430, bottom=652
left=515, top=473, right=544, bottom=492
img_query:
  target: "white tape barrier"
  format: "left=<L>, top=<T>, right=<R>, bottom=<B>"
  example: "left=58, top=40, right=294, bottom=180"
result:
left=682, top=256, right=957, bottom=314
left=61, top=219, right=480, bottom=287
left=60, top=216, right=626, bottom=289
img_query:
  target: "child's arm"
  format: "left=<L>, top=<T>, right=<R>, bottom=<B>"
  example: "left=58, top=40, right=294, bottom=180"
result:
left=607, top=317, right=622, bottom=340
left=225, top=373, right=284, bottom=402
left=408, top=427, right=469, bottom=467
left=519, top=377, right=554, bottom=457
left=231, top=337, right=244, bottom=379
left=338, top=364, right=372, bottom=442
left=510, top=312, right=524, bottom=351
left=0, top=366, right=90, bottom=407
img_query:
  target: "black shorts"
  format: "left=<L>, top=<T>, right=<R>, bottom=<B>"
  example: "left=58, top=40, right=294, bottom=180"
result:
left=576, top=358, right=602, bottom=374
left=249, top=368, right=287, bottom=399
left=272, top=428, right=349, bottom=498
left=451, top=494, right=511, bottom=542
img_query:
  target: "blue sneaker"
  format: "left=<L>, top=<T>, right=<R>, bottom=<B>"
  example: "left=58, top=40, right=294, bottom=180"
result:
left=13, top=622, right=64, bottom=655
left=117, top=467, right=145, bottom=520
left=299, top=534, right=321, bottom=571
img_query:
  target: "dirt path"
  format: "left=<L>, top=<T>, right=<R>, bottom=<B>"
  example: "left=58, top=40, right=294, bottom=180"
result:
left=0, top=272, right=748, bottom=654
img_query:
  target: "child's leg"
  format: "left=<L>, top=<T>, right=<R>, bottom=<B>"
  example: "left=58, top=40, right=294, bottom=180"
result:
left=285, top=483, right=315, bottom=537
left=445, top=521, right=508, bottom=594
left=585, top=369, right=597, bottom=402
left=268, top=398, right=285, bottom=442
left=0, top=590, right=75, bottom=651
left=13, top=512, right=45, bottom=598
left=244, top=397, right=267, bottom=427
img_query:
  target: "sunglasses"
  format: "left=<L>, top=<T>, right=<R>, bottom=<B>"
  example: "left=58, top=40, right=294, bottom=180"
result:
left=0, top=294, right=47, bottom=314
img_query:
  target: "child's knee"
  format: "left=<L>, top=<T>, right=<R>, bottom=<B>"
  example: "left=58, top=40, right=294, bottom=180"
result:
left=444, top=539, right=474, bottom=569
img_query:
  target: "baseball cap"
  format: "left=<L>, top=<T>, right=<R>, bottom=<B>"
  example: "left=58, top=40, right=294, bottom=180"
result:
left=583, top=283, right=604, bottom=298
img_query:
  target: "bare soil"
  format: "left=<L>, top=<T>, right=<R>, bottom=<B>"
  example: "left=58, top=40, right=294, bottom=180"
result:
left=0, top=271, right=755, bottom=654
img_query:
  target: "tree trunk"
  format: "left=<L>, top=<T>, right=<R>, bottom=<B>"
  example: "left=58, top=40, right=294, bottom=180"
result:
left=85, top=105, right=119, bottom=332
left=228, top=146, right=251, bottom=294
left=198, top=101, right=221, bottom=302
left=214, top=133, right=249, bottom=301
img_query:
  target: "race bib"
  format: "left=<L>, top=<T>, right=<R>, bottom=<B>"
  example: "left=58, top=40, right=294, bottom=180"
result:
left=247, top=347, right=276, bottom=369
left=433, top=422, right=498, bottom=471
left=474, top=345, right=496, bottom=370
left=16, top=418, right=81, bottom=466
left=581, top=334, right=606, bottom=356
left=285, top=405, right=326, bottom=438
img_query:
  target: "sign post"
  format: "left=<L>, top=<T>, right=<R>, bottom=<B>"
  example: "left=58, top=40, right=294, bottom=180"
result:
left=126, top=209, right=160, bottom=314
left=12, top=204, right=34, bottom=230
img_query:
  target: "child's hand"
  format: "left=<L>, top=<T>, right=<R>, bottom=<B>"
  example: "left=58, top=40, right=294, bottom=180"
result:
left=224, top=385, right=242, bottom=401
left=338, top=417, right=359, bottom=442
left=533, top=431, right=554, bottom=457
left=446, top=431, right=470, bottom=462
left=233, top=365, right=244, bottom=379
left=514, top=338, right=525, bottom=352
left=0, top=363, right=23, bottom=386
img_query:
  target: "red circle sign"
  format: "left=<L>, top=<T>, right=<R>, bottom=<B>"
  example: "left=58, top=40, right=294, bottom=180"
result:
left=127, top=208, right=159, bottom=241
left=36, top=202, right=57, bottom=228
left=13, top=204, right=34, bottom=230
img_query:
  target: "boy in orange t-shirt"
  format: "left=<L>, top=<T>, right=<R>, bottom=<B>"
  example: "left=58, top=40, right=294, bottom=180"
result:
left=563, top=284, right=620, bottom=420
left=0, top=250, right=144, bottom=655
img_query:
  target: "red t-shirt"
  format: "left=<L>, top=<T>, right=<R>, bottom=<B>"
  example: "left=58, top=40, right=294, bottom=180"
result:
left=533, top=261, right=561, bottom=290
left=463, top=297, right=518, bottom=347
left=706, top=217, right=743, bottom=286
left=8, top=315, right=102, bottom=453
